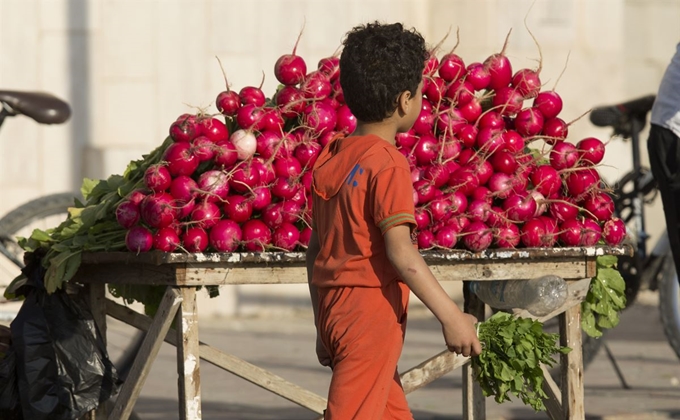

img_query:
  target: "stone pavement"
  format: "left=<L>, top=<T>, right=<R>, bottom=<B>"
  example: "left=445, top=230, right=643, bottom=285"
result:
left=115, top=293, right=680, bottom=420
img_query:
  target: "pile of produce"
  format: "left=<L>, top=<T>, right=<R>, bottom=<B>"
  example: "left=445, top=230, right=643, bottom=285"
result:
left=29, top=30, right=625, bottom=262
left=121, top=31, right=625, bottom=255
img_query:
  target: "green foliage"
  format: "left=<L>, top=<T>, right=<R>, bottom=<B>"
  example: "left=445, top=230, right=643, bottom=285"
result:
left=5, top=137, right=207, bottom=314
left=472, top=312, right=571, bottom=411
left=581, top=255, right=627, bottom=338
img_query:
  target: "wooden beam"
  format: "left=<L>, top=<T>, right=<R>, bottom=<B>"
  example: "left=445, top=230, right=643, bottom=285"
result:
left=80, top=245, right=632, bottom=266
left=541, top=363, right=563, bottom=420
left=105, top=299, right=328, bottom=415
left=73, top=263, right=176, bottom=285
left=176, top=288, right=201, bottom=420
left=401, top=350, right=469, bottom=394
left=77, top=260, right=591, bottom=287
left=560, top=305, right=585, bottom=420
left=463, top=294, right=485, bottom=420
left=81, top=283, right=109, bottom=420
left=108, top=287, right=182, bottom=420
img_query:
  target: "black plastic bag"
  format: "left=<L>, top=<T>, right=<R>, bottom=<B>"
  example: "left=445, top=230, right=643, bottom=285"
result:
left=9, top=258, right=118, bottom=420
left=0, top=347, right=21, bottom=419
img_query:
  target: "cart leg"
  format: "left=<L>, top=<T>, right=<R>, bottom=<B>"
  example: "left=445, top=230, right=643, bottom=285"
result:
left=176, top=287, right=202, bottom=420
left=463, top=291, right=485, bottom=420
left=83, top=282, right=108, bottom=420
left=109, top=286, right=182, bottom=420
left=560, top=303, right=585, bottom=420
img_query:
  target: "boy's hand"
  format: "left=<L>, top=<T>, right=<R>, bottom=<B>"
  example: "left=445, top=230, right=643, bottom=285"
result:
left=442, top=313, right=482, bottom=358
left=316, top=335, right=332, bottom=368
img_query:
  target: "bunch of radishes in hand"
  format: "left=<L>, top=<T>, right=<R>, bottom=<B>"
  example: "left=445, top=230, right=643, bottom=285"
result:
left=406, top=30, right=625, bottom=253
left=116, top=28, right=626, bottom=255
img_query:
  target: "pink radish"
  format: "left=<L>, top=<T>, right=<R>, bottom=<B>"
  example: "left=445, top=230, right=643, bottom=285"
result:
left=209, top=220, right=242, bottom=252
left=274, top=29, right=307, bottom=86
left=126, top=226, right=154, bottom=253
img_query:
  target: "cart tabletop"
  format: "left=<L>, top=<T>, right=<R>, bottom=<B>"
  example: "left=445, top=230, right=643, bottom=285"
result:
left=79, top=244, right=633, bottom=266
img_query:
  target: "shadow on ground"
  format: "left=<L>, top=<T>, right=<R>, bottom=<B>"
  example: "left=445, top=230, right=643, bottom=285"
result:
left=135, top=397, right=467, bottom=420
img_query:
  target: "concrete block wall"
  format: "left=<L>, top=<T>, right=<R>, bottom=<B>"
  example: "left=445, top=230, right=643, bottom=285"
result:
left=1, top=0, right=679, bottom=317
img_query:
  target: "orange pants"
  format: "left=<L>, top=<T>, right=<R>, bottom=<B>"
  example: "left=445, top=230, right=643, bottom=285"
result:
left=317, top=281, right=413, bottom=420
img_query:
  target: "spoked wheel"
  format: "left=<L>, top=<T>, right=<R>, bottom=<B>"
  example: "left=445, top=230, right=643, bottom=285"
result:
left=658, top=253, right=680, bottom=360
left=0, top=193, right=77, bottom=284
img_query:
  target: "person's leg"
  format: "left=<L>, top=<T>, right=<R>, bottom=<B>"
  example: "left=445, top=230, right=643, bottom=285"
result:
left=318, top=282, right=412, bottom=420
left=382, top=281, right=412, bottom=420
left=647, top=124, right=680, bottom=284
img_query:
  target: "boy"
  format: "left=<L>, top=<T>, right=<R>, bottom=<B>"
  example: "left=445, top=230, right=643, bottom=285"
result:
left=305, top=22, right=482, bottom=419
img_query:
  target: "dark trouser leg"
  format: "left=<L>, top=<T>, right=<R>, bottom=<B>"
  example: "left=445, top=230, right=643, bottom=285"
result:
left=647, top=124, right=680, bottom=285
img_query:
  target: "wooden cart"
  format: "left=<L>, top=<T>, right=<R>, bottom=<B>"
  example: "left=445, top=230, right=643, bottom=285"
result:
left=74, top=245, right=630, bottom=420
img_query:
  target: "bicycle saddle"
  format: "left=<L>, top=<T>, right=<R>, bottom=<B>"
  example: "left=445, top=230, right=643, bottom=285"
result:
left=0, top=90, right=71, bottom=124
left=590, top=94, right=656, bottom=137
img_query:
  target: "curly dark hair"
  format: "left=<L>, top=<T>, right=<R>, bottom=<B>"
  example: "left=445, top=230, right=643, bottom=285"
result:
left=339, top=22, right=428, bottom=123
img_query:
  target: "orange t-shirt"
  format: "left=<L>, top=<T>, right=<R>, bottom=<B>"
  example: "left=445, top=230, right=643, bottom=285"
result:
left=311, top=134, right=416, bottom=288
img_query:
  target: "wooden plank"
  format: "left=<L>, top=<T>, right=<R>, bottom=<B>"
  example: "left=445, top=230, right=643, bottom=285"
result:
left=109, top=287, right=182, bottom=420
left=79, top=244, right=632, bottom=266
left=401, top=350, right=469, bottom=394
left=73, top=262, right=176, bottom=285
left=176, top=288, right=201, bottom=420
left=463, top=293, right=485, bottom=420
left=560, top=304, right=585, bottom=420
left=585, top=259, right=598, bottom=278
left=541, top=363, right=563, bottom=420
left=105, top=299, right=328, bottom=415
left=177, top=266, right=308, bottom=285
left=76, top=260, right=591, bottom=286
left=430, top=260, right=588, bottom=282
left=175, top=260, right=591, bottom=285
left=82, top=283, right=108, bottom=420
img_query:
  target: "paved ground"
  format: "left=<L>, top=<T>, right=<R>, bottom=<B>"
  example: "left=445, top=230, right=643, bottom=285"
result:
left=103, top=291, right=680, bottom=420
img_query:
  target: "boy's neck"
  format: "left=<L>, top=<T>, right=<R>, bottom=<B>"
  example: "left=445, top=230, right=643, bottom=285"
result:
left=351, top=121, right=398, bottom=145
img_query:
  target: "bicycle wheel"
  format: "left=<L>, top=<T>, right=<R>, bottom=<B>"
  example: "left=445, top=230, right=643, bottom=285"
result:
left=0, top=192, right=76, bottom=287
left=658, top=253, right=680, bottom=360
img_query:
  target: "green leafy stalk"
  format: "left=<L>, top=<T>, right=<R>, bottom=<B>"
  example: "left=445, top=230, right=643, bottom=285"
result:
left=581, top=255, right=627, bottom=338
left=5, top=138, right=175, bottom=312
left=472, top=312, right=571, bottom=411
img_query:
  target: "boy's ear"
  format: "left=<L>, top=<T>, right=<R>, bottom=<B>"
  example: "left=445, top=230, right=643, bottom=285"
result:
left=396, top=90, right=412, bottom=116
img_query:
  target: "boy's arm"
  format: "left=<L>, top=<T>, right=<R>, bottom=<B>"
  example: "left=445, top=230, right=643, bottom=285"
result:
left=384, top=224, right=482, bottom=357
left=305, top=230, right=331, bottom=367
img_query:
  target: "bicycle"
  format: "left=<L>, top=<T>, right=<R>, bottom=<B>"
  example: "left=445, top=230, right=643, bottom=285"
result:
left=0, top=90, right=75, bottom=283
left=0, top=89, right=143, bottom=417
left=584, top=94, right=680, bottom=370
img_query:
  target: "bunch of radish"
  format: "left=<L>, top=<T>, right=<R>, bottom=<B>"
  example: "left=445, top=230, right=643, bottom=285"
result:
left=116, top=30, right=626, bottom=254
